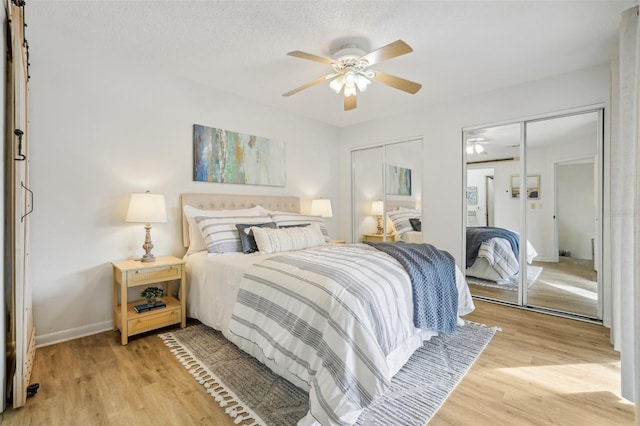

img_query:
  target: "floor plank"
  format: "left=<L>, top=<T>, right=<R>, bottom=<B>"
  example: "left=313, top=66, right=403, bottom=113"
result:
left=1, top=302, right=635, bottom=425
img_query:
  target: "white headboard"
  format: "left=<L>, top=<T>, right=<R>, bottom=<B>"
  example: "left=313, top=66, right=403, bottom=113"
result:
left=386, top=199, right=420, bottom=211
left=181, top=193, right=302, bottom=247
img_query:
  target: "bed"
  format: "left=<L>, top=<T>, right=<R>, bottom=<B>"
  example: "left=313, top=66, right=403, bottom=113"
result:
left=385, top=200, right=423, bottom=243
left=181, top=193, right=475, bottom=426
left=465, top=226, right=538, bottom=283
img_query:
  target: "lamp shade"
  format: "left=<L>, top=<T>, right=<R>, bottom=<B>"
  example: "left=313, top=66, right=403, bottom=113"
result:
left=125, top=192, right=167, bottom=223
left=371, top=200, right=384, bottom=216
left=311, top=199, right=333, bottom=218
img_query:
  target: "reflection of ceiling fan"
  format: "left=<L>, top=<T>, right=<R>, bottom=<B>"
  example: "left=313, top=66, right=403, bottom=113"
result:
left=466, top=137, right=491, bottom=154
left=282, top=40, right=422, bottom=111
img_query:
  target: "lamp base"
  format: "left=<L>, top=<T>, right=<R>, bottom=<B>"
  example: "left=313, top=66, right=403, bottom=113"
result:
left=140, top=253, right=156, bottom=263
left=140, top=223, right=157, bottom=262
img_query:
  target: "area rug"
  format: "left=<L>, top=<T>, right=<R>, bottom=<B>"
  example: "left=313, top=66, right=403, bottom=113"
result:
left=467, top=265, right=543, bottom=291
left=159, top=321, right=497, bottom=426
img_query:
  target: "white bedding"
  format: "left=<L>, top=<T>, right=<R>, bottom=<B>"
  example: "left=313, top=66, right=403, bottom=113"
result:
left=186, top=243, right=474, bottom=425
left=466, top=237, right=538, bottom=282
left=399, top=230, right=422, bottom=243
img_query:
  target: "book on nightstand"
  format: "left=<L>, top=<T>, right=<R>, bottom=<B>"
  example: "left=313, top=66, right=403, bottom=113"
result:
left=134, top=301, right=167, bottom=313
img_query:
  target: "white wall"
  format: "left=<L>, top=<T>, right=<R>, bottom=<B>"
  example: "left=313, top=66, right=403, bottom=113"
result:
left=28, top=37, right=340, bottom=345
left=558, top=162, right=595, bottom=260
left=339, top=64, right=610, bottom=270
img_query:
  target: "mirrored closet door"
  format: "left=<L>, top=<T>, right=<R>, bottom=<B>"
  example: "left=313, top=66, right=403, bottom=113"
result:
left=351, top=139, right=423, bottom=244
left=463, top=109, right=603, bottom=321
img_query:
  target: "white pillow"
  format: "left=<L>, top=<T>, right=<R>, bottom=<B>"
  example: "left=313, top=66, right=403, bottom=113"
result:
left=194, top=214, right=272, bottom=254
left=183, top=205, right=270, bottom=254
left=269, top=211, right=330, bottom=242
left=252, top=224, right=325, bottom=254
left=387, top=209, right=421, bottom=237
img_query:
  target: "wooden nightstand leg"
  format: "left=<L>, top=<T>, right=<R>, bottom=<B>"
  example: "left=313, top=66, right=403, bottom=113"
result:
left=120, top=282, right=128, bottom=345
left=112, top=274, right=118, bottom=331
left=180, top=268, right=186, bottom=328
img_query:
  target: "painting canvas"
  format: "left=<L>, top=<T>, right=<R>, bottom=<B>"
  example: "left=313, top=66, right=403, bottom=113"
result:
left=511, top=175, right=540, bottom=199
left=193, top=124, right=285, bottom=186
left=386, top=164, right=411, bottom=195
left=467, top=186, right=478, bottom=205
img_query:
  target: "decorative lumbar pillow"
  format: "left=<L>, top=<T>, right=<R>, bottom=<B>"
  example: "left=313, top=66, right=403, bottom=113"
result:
left=236, top=222, right=277, bottom=254
left=251, top=224, right=325, bottom=254
left=387, top=209, right=421, bottom=236
left=409, top=218, right=422, bottom=232
left=183, top=205, right=270, bottom=254
left=195, top=215, right=272, bottom=254
left=270, top=212, right=329, bottom=242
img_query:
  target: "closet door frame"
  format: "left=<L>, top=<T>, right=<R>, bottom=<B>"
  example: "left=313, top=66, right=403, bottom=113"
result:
left=462, top=104, right=604, bottom=322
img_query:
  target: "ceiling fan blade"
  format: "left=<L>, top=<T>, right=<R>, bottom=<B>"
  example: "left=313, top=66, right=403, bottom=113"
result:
left=371, top=70, right=422, bottom=94
left=344, top=95, right=357, bottom=111
left=287, top=50, right=335, bottom=65
left=360, top=40, right=413, bottom=66
left=282, top=74, right=335, bottom=97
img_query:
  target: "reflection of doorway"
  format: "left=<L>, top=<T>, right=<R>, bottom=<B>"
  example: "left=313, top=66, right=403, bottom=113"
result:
left=526, top=157, right=598, bottom=318
left=467, top=167, right=494, bottom=227
left=486, top=176, right=494, bottom=227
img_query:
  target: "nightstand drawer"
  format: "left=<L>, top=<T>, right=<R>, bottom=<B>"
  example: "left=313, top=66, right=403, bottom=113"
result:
left=126, top=264, right=181, bottom=286
left=127, top=308, right=181, bottom=335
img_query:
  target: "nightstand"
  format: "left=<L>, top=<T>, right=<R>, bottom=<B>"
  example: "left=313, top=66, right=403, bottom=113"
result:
left=330, top=240, right=346, bottom=244
left=111, top=255, right=186, bottom=345
left=362, top=233, right=399, bottom=242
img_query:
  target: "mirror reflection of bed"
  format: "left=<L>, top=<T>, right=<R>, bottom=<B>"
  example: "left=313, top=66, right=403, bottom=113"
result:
left=464, top=111, right=601, bottom=320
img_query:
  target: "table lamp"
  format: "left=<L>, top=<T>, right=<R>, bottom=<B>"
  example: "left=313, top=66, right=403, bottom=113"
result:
left=311, top=198, right=333, bottom=218
left=125, top=191, right=167, bottom=262
left=371, top=200, right=384, bottom=234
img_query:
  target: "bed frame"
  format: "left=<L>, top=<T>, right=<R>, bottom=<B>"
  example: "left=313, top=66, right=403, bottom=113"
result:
left=180, top=193, right=302, bottom=247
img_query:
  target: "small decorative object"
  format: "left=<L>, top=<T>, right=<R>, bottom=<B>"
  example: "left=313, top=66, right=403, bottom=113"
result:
left=140, top=286, right=165, bottom=307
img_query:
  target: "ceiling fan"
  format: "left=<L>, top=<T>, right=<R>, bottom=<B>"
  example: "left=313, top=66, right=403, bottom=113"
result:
left=282, top=39, right=422, bottom=111
left=466, top=137, right=492, bottom=155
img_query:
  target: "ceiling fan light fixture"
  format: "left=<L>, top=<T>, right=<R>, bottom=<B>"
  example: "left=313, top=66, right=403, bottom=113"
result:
left=355, top=74, right=371, bottom=92
left=329, top=76, right=344, bottom=94
left=475, top=144, right=485, bottom=154
left=344, top=84, right=357, bottom=97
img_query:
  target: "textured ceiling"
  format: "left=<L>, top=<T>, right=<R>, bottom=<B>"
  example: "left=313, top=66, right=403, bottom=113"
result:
left=28, top=0, right=635, bottom=128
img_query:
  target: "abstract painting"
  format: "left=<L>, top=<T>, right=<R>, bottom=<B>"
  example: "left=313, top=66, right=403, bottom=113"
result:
left=467, top=186, right=478, bottom=205
left=386, top=164, right=411, bottom=195
left=193, top=124, right=285, bottom=186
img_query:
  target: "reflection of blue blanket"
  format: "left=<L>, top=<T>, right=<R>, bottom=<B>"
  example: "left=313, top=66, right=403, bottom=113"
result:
left=365, top=241, right=458, bottom=334
left=466, top=227, right=519, bottom=267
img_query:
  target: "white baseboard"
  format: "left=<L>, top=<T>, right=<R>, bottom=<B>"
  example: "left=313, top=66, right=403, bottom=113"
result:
left=36, top=320, right=113, bottom=348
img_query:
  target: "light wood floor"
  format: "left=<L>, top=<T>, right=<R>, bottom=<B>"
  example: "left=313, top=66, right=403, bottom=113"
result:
left=469, top=256, right=599, bottom=318
left=1, top=301, right=635, bottom=425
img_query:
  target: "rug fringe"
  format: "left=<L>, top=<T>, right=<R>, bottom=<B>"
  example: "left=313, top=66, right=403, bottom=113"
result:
left=464, top=319, right=502, bottom=332
left=159, top=331, right=267, bottom=426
